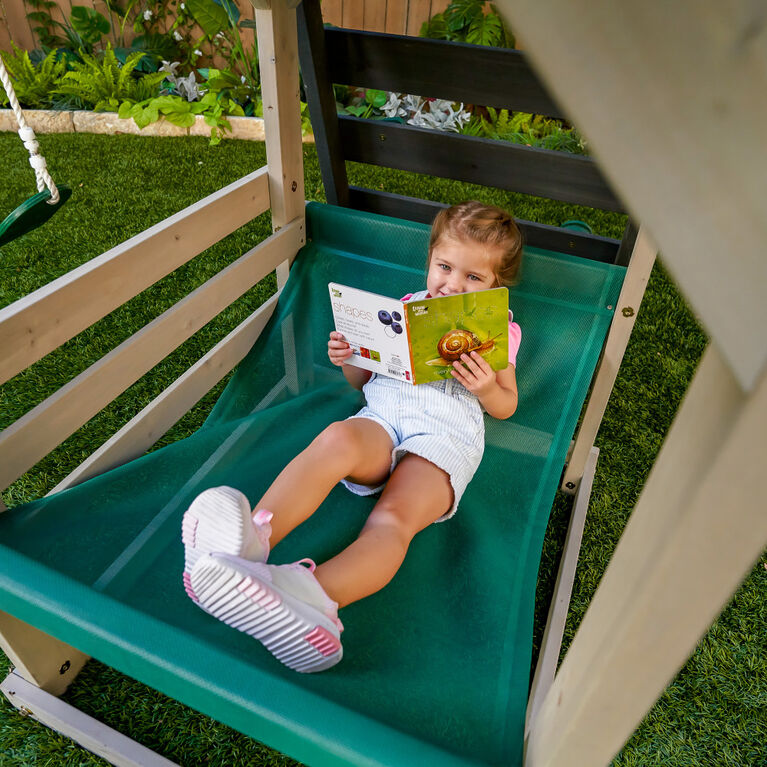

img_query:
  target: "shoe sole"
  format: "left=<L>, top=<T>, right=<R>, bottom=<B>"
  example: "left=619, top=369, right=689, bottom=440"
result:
left=190, top=554, right=342, bottom=673
left=182, top=488, right=252, bottom=600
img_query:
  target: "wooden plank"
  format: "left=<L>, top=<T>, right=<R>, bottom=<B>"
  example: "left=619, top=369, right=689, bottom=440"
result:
left=0, top=168, right=270, bottom=387
left=493, top=0, right=767, bottom=391
left=526, top=447, right=598, bottom=734
left=562, top=228, right=656, bottom=492
left=0, top=221, right=303, bottom=493
left=326, top=29, right=565, bottom=115
left=364, top=0, right=387, bottom=33
left=2, top=0, right=34, bottom=49
left=0, top=2, right=15, bottom=51
left=340, top=117, right=623, bottom=211
left=297, top=0, right=350, bottom=206
left=525, top=344, right=767, bottom=766
left=0, top=613, right=88, bottom=696
left=50, top=293, right=280, bottom=493
left=406, top=0, right=430, bottom=36
left=342, top=0, right=364, bottom=30
left=1, top=672, right=178, bottom=767
left=321, top=0, right=342, bottom=27
left=255, top=3, right=304, bottom=230
left=347, top=186, right=621, bottom=261
left=385, top=0, right=407, bottom=34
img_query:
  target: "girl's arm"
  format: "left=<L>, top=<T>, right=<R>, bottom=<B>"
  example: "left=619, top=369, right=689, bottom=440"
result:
left=450, top=354, right=518, bottom=419
left=328, top=331, right=373, bottom=390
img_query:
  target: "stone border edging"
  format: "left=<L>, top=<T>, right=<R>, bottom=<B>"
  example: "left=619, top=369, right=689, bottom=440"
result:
left=0, top=108, right=315, bottom=142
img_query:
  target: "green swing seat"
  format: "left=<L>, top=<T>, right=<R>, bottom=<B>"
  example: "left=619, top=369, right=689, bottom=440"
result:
left=0, top=202, right=624, bottom=767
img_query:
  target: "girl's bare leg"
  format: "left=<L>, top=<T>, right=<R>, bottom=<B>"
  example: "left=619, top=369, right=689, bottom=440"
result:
left=313, top=454, right=454, bottom=608
left=255, top=418, right=393, bottom=546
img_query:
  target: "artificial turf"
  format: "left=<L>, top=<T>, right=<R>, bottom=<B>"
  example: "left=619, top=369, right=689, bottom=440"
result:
left=0, top=132, right=765, bottom=767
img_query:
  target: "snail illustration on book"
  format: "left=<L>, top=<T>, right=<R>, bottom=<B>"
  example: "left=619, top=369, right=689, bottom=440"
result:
left=426, top=329, right=502, bottom=366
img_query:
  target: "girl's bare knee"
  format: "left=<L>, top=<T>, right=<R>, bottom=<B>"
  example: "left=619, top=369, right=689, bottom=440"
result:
left=311, top=421, right=360, bottom=465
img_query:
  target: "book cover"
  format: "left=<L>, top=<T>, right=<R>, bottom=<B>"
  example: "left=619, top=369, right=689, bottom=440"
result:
left=329, top=283, right=509, bottom=385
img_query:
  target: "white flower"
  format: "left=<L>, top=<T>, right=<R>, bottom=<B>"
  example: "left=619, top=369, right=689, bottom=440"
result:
left=160, top=60, right=180, bottom=75
left=216, top=31, right=225, bottom=39
left=173, top=30, right=183, bottom=41
left=241, top=75, right=246, bottom=84
left=143, top=9, right=153, bottom=20
left=180, top=2, right=185, bottom=8
left=382, top=92, right=406, bottom=119
left=193, top=49, right=203, bottom=56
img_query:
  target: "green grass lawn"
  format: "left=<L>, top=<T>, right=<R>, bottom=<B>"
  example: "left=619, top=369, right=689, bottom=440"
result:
left=0, top=132, right=765, bottom=767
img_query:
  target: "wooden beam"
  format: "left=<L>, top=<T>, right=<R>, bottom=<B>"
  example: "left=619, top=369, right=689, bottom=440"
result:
left=256, top=1, right=304, bottom=232
left=525, top=343, right=767, bottom=766
left=493, top=0, right=767, bottom=390
left=0, top=169, right=270, bottom=386
left=562, top=227, right=657, bottom=492
left=339, top=117, right=623, bottom=211
left=0, top=612, right=88, bottom=696
left=1, top=671, right=178, bottom=766
left=49, top=293, right=280, bottom=493
left=325, top=28, right=565, bottom=116
left=0, top=222, right=303, bottom=493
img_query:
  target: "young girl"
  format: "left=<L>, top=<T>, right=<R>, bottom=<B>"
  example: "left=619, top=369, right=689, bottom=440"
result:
left=181, top=201, right=523, bottom=673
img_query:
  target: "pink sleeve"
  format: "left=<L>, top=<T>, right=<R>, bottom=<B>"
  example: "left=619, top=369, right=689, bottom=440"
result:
left=508, top=321, right=522, bottom=368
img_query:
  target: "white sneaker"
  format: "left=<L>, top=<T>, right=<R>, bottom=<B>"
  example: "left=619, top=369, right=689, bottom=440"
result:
left=182, top=487, right=272, bottom=600
left=188, top=553, right=343, bottom=673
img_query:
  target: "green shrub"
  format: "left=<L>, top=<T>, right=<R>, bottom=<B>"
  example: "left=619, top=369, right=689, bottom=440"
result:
left=53, top=44, right=167, bottom=110
left=0, top=44, right=69, bottom=109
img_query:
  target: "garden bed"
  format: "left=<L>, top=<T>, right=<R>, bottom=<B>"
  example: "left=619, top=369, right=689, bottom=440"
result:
left=0, top=107, right=317, bottom=142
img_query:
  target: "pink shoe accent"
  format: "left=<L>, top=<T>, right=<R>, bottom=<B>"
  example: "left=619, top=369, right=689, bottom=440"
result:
left=237, top=576, right=282, bottom=609
left=305, top=626, right=342, bottom=657
left=183, top=571, right=198, bottom=602
left=181, top=516, right=198, bottom=547
left=253, top=509, right=273, bottom=525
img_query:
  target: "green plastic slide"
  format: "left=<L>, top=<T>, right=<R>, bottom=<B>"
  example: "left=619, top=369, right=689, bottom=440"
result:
left=0, top=203, right=624, bottom=767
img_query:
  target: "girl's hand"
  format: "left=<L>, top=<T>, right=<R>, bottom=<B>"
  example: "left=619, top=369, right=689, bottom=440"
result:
left=451, top=351, right=497, bottom=397
left=328, top=331, right=353, bottom=367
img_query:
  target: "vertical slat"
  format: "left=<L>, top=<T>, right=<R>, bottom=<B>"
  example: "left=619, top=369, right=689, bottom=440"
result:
left=296, top=0, right=350, bottom=206
left=406, top=0, right=430, bottom=35
left=255, top=0, right=304, bottom=291
left=321, top=0, right=342, bottom=27
left=0, top=5, right=14, bottom=51
left=365, top=0, right=387, bottom=32
left=385, top=0, right=406, bottom=34
left=526, top=344, right=767, bottom=767
left=2, top=0, right=35, bottom=49
left=342, top=1, right=364, bottom=30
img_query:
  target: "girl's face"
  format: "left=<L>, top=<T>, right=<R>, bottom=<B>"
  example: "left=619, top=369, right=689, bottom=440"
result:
left=426, top=234, right=501, bottom=297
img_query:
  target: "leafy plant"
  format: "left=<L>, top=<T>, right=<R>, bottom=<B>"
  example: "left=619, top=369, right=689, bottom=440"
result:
left=421, top=1, right=515, bottom=48
left=461, top=107, right=587, bottom=154
left=117, top=89, right=244, bottom=145
left=69, top=6, right=111, bottom=46
left=54, top=44, right=166, bottom=111
left=0, top=44, right=69, bottom=108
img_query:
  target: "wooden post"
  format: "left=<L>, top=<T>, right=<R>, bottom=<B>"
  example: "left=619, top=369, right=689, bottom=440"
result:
left=526, top=343, right=767, bottom=766
left=0, top=612, right=88, bottom=696
left=255, top=0, right=306, bottom=289
left=562, top=227, right=656, bottom=492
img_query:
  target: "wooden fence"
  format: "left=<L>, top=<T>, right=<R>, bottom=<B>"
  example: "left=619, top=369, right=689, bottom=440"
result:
left=0, top=0, right=449, bottom=55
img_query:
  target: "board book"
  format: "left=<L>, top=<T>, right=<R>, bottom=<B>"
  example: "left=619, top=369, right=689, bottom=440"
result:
left=328, top=283, right=509, bottom=385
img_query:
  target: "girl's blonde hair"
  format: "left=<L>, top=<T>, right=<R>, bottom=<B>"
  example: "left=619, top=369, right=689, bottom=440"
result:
left=428, top=201, right=523, bottom=286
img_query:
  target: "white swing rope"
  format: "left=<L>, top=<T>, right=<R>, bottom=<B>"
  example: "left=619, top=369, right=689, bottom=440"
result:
left=0, top=53, right=60, bottom=205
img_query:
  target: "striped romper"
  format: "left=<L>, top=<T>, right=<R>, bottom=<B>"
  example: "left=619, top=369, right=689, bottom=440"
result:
left=341, top=290, right=486, bottom=521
